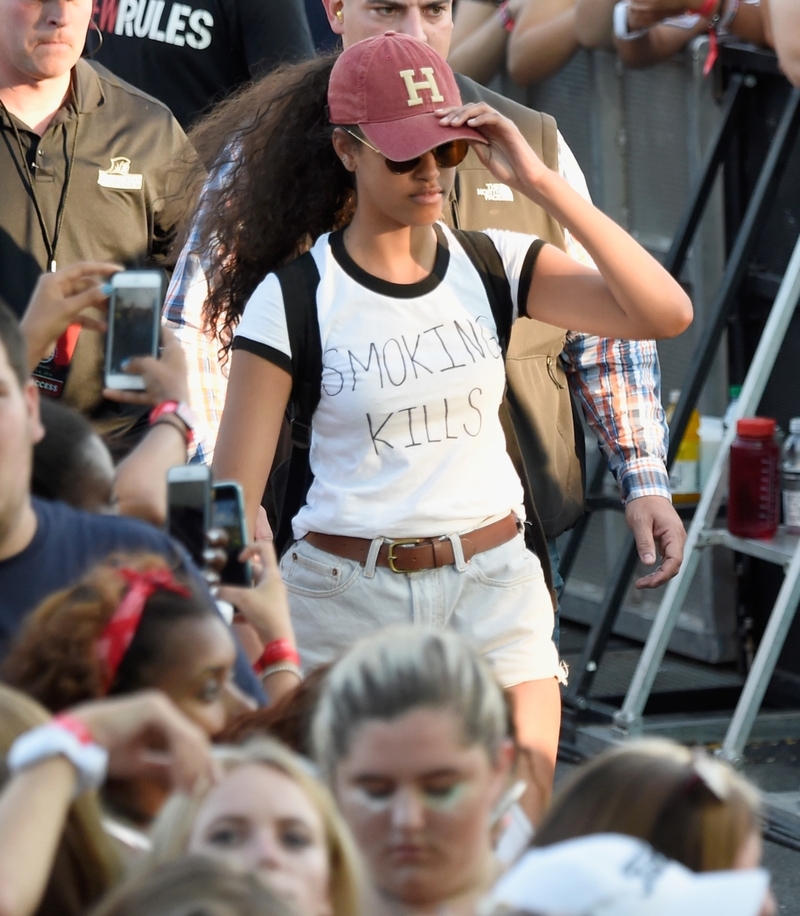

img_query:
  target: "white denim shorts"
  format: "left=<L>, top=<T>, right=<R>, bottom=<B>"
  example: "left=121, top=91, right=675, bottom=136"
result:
left=280, top=531, right=562, bottom=688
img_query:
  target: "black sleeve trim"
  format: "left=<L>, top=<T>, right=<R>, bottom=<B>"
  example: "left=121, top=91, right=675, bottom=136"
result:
left=517, top=239, right=547, bottom=319
left=231, top=337, right=292, bottom=376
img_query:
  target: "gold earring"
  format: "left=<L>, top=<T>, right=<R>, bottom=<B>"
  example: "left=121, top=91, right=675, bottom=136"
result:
left=335, top=9, right=343, bottom=20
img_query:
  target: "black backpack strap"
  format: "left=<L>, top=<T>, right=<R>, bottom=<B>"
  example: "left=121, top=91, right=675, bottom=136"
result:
left=453, top=229, right=556, bottom=606
left=272, top=252, right=322, bottom=555
left=452, top=228, right=514, bottom=358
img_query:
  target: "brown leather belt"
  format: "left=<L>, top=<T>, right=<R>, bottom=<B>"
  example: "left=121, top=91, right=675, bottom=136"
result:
left=304, top=513, right=519, bottom=573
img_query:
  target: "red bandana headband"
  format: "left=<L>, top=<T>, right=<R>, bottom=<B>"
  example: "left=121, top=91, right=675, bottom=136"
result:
left=95, top=567, right=191, bottom=694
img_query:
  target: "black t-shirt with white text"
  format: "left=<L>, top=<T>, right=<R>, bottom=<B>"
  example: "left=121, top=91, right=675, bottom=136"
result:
left=92, top=0, right=314, bottom=128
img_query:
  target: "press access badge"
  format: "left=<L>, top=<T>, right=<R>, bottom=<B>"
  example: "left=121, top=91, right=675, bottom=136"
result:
left=32, top=323, right=81, bottom=397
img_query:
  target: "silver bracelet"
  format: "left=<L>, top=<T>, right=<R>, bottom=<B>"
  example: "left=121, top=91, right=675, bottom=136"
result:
left=260, top=661, right=303, bottom=682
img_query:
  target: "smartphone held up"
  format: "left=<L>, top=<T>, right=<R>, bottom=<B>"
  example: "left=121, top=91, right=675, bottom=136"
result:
left=166, top=469, right=252, bottom=587
left=212, top=481, right=252, bottom=587
left=104, top=269, right=166, bottom=390
left=166, top=465, right=210, bottom=568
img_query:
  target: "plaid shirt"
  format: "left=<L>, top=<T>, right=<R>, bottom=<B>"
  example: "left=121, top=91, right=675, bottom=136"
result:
left=164, top=139, right=670, bottom=503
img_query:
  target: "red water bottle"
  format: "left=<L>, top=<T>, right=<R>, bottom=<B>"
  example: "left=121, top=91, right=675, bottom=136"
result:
left=728, top=417, right=780, bottom=539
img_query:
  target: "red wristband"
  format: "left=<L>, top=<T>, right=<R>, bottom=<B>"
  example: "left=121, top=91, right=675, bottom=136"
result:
left=148, top=400, right=196, bottom=447
left=53, top=713, right=94, bottom=746
left=254, top=639, right=300, bottom=673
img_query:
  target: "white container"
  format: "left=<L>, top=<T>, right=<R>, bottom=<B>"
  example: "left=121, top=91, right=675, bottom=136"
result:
left=699, top=416, right=724, bottom=491
left=782, top=418, right=800, bottom=534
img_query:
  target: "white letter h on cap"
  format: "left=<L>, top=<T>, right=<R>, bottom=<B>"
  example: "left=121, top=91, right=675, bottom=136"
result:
left=399, top=68, right=444, bottom=107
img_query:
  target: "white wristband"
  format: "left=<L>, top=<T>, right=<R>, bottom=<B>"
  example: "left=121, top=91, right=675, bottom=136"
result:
left=8, top=724, right=108, bottom=797
left=613, top=0, right=651, bottom=40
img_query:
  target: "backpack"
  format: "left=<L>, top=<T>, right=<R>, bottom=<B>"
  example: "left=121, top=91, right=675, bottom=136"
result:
left=270, top=229, right=555, bottom=600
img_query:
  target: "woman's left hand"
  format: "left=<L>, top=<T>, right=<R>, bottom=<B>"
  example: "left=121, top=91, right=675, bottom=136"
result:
left=436, top=103, right=548, bottom=193
left=19, top=261, right=121, bottom=370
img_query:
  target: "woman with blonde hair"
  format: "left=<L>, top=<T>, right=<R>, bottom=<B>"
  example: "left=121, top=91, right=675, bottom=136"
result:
left=0, top=687, right=215, bottom=916
left=148, top=737, right=363, bottom=916
left=310, top=626, right=522, bottom=916
left=0, top=684, right=120, bottom=916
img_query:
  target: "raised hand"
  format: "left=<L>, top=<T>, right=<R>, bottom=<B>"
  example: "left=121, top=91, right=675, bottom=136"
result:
left=436, top=103, right=550, bottom=192
left=69, top=691, right=218, bottom=793
left=215, top=540, right=294, bottom=647
left=20, top=261, right=120, bottom=370
left=103, top=326, right=190, bottom=407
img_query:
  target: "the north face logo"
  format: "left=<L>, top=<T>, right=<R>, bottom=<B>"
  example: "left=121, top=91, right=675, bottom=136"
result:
left=476, top=183, right=514, bottom=202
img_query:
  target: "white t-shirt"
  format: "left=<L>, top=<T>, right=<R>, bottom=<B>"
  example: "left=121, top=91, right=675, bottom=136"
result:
left=234, top=223, right=543, bottom=540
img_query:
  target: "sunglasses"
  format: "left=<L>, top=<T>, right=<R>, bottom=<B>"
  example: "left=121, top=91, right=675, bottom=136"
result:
left=343, top=128, right=469, bottom=174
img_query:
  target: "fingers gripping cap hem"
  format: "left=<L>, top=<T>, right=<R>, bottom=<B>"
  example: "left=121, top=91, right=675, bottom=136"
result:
left=328, top=32, right=483, bottom=161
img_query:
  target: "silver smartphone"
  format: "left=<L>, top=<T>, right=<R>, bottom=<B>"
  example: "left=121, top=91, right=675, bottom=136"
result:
left=104, top=269, right=165, bottom=390
left=166, top=465, right=211, bottom=567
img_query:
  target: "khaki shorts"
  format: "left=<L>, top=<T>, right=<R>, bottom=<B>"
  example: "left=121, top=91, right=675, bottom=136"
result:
left=280, top=531, right=563, bottom=688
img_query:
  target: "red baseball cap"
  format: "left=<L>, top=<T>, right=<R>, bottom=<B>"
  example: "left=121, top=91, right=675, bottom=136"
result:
left=327, top=32, right=484, bottom=161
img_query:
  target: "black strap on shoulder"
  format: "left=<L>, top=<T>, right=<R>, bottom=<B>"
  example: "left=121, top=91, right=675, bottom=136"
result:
left=279, top=251, right=323, bottom=442
left=451, top=228, right=556, bottom=604
left=451, top=228, right=514, bottom=358
left=273, top=251, right=322, bottom=555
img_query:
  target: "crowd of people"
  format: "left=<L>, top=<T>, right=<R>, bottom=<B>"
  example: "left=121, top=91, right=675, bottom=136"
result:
left=0, top=0, right=795, bottom=911
left=450, top=0, right=799, bottom=85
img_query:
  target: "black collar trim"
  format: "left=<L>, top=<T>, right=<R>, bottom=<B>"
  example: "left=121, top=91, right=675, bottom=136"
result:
left=329, top=223, right=449, bottom=299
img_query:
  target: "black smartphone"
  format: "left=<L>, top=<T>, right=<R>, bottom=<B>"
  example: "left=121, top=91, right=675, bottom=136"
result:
left=212, top=481, right=252, bottom=586
left=104, top=269, right=166, bottom=391
left=166, top=465, right=211, bottom=566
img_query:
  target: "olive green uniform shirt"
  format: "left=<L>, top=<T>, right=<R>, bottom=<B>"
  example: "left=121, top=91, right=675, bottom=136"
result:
left=0, top=60, right=190, bottom=438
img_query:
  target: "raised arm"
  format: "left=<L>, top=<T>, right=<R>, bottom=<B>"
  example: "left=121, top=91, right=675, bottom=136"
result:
left=212, top=350, right=292, bottom=538
left=103, top=328, right=193, bottom=525
left=615, top=14, right=706, bottom=67
left=616, top=0, right=767, bottom=68
left=439, top=103, right=692, bottom=338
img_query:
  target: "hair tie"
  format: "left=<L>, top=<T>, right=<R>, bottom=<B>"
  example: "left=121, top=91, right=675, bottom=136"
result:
left=95, top=567, right=191, bottom=694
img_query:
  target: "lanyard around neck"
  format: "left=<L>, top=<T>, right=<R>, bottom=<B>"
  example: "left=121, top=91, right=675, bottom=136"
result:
left=0, top=97, right=80, bottom=273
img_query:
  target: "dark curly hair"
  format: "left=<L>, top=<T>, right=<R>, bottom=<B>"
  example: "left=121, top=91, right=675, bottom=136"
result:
left=172, top=51, right=355, bottom=356
left=2, top=553, right=216, bottom=712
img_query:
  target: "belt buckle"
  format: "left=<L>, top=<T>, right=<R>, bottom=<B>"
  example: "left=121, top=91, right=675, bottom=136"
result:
left=386, top=538, right=423, bottom=573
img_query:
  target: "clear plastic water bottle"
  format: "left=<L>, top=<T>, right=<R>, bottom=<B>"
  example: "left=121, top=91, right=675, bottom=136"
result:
left=782, top=418, right=800, bottom=534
